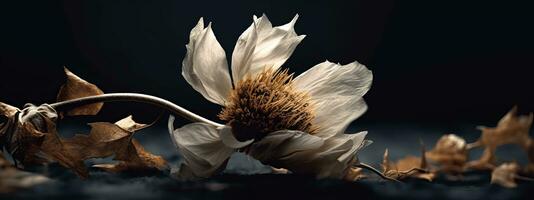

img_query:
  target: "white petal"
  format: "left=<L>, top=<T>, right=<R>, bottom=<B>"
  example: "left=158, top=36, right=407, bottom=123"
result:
left=336, top=131, right=368, bottom=162
left=231, top=14, right=305, bottom=84
left=168, top=116, right=235, bottom=179
left=182, top=18, right=232, bottom=105
left=248, top=130, right=369, bottom=179
left=219, top=126, right=254, bottom=148
left=294, top=61, right=373, bottom=138
left=248, top=130, right=324, bottom=163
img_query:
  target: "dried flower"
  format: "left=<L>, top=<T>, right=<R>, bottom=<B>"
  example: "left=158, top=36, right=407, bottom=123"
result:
left=169, top=14, right=373, bottom=180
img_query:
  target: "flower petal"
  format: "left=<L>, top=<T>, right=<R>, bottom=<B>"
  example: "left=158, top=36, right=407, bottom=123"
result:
left=294, top=61, right=373, bottom=138
left=182, top=18, right=233, bottom=105
left=248, top=130, right=369, bottom=179
left=168, top=116, right=235, bottom=179
left=247, top=130, right=324, bottom=162
left=231, top=14, right=305, bottom=84
left=220, top=126, right=254, bottom=148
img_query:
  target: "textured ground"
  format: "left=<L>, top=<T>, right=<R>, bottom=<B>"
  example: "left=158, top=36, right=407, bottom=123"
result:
left=1, top=121, right=532, bottom=199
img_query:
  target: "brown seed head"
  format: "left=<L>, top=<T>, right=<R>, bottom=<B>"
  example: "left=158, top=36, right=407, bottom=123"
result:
left=219, top=68, right=317, bottom=141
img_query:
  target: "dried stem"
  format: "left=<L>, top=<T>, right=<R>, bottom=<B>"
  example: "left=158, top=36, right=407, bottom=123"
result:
left=50, top=93, right=223, bottom=127
left=355, top=162, right=402, bottom=183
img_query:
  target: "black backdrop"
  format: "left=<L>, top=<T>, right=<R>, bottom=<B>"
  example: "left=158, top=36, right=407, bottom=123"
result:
left=1, top=0, right=533, bottom=126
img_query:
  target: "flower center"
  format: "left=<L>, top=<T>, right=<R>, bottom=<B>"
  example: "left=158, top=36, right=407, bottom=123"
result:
left=219, top=69, right=317, bottom=141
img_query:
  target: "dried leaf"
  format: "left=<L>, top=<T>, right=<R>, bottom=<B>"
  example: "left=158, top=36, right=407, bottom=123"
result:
left=93, top=139, right=168, bottom=173
left=426, top=134, right=468, bottom=173
left=57, top=67, right=104, bottom=116
left=467, top=106, right=533, bottom=170
left=0, top=151, right=51, bottom=193
left=382, top=148, right=435, bottom=181
left=1, top=101, right=166, bottom=178
left=62, top=115, right=168, bottom=173
left=491, top=162, right=520, bottom=188
left=1, top=102, right=20, bottom=150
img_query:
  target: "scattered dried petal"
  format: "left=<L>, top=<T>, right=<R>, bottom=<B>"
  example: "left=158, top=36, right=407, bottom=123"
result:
left=382, top=148, right=435, bottom=181
left=57, top=67, right=104, bottom=116
left=467, top=107, right=533, bottom=170
left=491, top=163, right=520, bottom=188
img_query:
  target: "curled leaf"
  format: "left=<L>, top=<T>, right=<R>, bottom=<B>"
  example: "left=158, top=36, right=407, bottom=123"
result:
left=426, top=134, right=468, bottom=173
left=57, top=67, right=104, bottom=116
left=62, top=115, right=168, bottom=173
left=467, top=106, right=533, bottom=170
left=382, top=148, right=435, bottom=181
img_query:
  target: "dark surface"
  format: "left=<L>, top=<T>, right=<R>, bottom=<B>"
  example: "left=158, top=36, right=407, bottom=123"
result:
left=1, top=122, right=533, bottom=200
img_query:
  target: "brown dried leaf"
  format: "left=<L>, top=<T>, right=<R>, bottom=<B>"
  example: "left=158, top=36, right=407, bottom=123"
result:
left=1, top=102, right=20, bottom=149
left=491, top=162, right=520, bottom=188
left=93, top=139, right=168, bottom=173
left=467, top=106, right=533, bottom=170
left=1, top=102, right=165, bottom=178
left=62, top=115, right=168, bottom=173
left=0, top=154, right=51, bottom=193
left=382, top=148, right=435, bottom=181
left=426, top=134, right=468, bottom=173
left=57, top=67, right=104, bottom=116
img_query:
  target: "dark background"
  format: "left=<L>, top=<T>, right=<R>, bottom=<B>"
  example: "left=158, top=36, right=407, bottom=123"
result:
left=1, top=0, right=533, bottom=126
left=1, top=1, right=533, bottom=199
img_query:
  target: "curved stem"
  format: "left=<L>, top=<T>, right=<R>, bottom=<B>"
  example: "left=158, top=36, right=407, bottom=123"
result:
left=355, top=162, right=402, bottom=183
left=50, top=93, right=223, bottom=127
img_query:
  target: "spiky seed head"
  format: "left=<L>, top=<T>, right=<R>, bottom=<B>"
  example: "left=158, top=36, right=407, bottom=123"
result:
left=219, top=68, right=317, bottom=141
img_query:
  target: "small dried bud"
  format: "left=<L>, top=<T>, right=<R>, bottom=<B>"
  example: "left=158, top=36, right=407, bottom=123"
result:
left=426, top=134, right=468, bottom=172
left=433, top=134, right=466, bottom=154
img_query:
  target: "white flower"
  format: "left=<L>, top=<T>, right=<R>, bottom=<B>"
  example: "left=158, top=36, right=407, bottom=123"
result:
left=169, top=14, right=373, bottom=180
